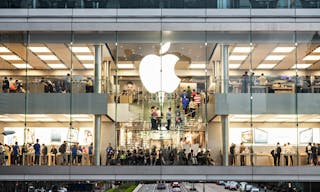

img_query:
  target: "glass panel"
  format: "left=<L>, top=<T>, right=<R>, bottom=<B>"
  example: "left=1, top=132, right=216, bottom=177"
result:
left=251, top=31, right=297, bottom=166
left=0, top=32, right=28, bottom=165
left=297, top=31, right=320, bottom=166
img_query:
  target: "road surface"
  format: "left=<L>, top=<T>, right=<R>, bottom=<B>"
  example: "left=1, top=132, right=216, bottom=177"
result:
left=138, top=183, right=188, bottom=192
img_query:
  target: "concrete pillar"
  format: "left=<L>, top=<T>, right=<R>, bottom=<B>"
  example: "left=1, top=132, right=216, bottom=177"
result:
left=94, top=44, right=102, bottom=166
left=221, top=44, right=229, bottom=166
left=221, top=115, right=229, bottom=166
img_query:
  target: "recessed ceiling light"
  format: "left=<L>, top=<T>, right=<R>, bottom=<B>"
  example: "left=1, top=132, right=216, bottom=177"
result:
left=72, top=118, right=93, bottom=121
left=313, top=47, right=320, bottom=53
left=35, top=118, right=55, bottom=122
left=0, top=55, right=21, bottom=60
left=38, top=55, right=59, bottom=60
left=265, top=55, right=285, bottom=60
left=229, top=118, right=249, bottom=122
left=83, top=64, right=94, bottom=69
left=47, top=64, right=67, bottom=69
left=24, top=114, right=48, bottom=118
left=0, top=118, right=19, bottom=122
left=189, top=63, right=206, bottom=69
left=63, top=114, right=90, bottom=118
left=70, top=47, right=91, bottom=53
left=303, top=55, right=320, bottom=61
left=257, top=64, right=276, bottom=69
left=232, top=47, right=253, bottom=53
left=76, top=55, right=94, bottom=61
left=229, top=64, right=241, bottom=69
left=266, top=118, right=295, bottom=122
left=229, top=55, right=247, bottom=61
left=0, top=47, right=11, bottom=53
left=118, top=64, right=135, bottom=69
left=29, top=47, right=51, bottom=53
left=275, top=115, right=295, bottom=118
left=232, top=115, right=259, bottom=118
left=291, top=64, right=312, bottom=69
left=272, top=47, right=295, bottom=53
left=12, top=63, right=33, bottom=69
left=306, top=118, right=320, bottom=122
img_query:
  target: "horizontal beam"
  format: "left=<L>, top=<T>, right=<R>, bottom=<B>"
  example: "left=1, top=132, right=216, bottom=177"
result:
left=0, top=166, right=320, bottom=181
left=0, top=93, right=108, bottom=114
left=0, top=9, right=319, bottom=31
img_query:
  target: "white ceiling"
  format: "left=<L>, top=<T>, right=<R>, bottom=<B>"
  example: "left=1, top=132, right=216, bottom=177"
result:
left=0, top=43, right=319, bottom=71
left=212, top=114, right=320, bottom=123
left=0, top=114, right=109, bottom=122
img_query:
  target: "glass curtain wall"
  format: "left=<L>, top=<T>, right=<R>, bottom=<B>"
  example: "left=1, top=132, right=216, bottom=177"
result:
left=113, top=31, right=209, bottom=165
left=251, top=31, right=298, bottom=167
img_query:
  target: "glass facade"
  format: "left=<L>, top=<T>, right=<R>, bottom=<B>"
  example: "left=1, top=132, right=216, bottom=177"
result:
left=0, top=30, right=320, bottom=168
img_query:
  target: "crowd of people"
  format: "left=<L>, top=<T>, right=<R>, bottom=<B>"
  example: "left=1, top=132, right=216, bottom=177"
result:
left=0, top=140, right=214, bottom=166
left=150, top=87, right=203, bottom=130
left=0, top=140, right=94, bottom=166
left=229, top=141, right=320, bottom=166
left=104, top=143, right=214, bottom=166
left=1, top=74, right=94, bottom=94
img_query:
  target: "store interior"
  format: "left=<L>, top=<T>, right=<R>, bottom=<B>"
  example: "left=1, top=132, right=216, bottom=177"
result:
left=0, top=31, right=319, bottom=165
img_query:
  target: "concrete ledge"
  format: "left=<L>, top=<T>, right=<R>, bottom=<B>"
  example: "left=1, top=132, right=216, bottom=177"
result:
left=0, top=166, right=320, bottom=181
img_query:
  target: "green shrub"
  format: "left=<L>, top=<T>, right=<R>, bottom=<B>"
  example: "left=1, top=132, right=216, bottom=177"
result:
left=105, top=183, right=136, bottom=192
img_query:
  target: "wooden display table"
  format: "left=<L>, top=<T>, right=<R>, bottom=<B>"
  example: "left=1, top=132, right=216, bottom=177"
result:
left=272, top=86, right=295, bottom=93
left=119, top=95, right=133, bottom=103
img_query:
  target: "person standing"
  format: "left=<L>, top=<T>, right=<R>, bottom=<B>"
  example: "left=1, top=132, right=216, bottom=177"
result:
left=166, top=107, right=172, bottom=130
left=63, top=73, right=71, bottom=93
left=88, top=143, right=93, bottom=165
left=151, top=106, right=157, bottom=130
left=306, top=142, right=312, bottom=165
left=2, top=76, right=9, bottom=93
left=258, top=73, right=267, bottom=85
left=33, top=139, right=41, bottom=165
left=287, top=142, right=294, bottom=166
left=12, top=142, right=20, bottom=165
left=239, top=142, right=246, bottom=166
left=189, top=98, right=196, bottom=118
left=311, top=143, right=318, bottom=166
left=241, top=71, right=249, bottom=93
left=0, top=143, right=5, bottom=166
left=230, top=143, right=236, bottom=166
left=50, top=145, right=58, bottom=165
left=186, top=86, right=192, bottom=100
left=283, top=143, right=289, bottom=166
left=59, top=141, right=67, bottom=165
left=175, top=105, right=182, bottom=129
left=193, top=92, right=201, bottom=109
left=41, top=144, right=48, bottom=165
left=275, top=142, right=282, bottom=166
left=106, top=143, right=113, bottom=165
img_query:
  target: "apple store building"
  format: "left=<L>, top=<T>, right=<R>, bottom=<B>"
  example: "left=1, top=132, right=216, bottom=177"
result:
left=0, top=2, right=320, bottom=185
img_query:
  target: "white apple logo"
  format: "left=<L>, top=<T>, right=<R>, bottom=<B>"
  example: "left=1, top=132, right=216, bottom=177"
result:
left=139, top=42, right=180, bottom=93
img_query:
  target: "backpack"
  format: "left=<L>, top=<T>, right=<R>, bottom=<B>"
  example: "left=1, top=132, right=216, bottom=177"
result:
left=270, top=149, right=275, bottom=156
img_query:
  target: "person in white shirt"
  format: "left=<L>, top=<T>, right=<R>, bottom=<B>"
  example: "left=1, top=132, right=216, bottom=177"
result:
left=258, top=73, right=267, bottom=85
